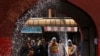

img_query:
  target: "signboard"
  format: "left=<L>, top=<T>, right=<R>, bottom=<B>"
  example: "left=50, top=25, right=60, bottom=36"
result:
left=21, top=26, right=42, bottom=33
left=44, top=26, right=78, bottom=32
left=25, top=19, right=77, bottom=26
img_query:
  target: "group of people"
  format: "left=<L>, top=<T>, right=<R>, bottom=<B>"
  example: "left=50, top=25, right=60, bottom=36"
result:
left=20, top=37, right=48, bottom=56
left=20, top=37, right=77, bottom=56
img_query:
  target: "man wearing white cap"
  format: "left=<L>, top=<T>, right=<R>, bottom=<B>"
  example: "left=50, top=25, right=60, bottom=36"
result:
left=67, top=39, right=77, bottom=56
left=48, top=37, right=59, bottom=56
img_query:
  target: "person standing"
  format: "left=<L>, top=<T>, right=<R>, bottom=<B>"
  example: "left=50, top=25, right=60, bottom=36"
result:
left=66, top=39, right=77, bottom=56
left=32, top=38, right=40, bottom=56
left=39, top=38, right=48, bottom=56
left=48, top=37, right=59, bottom=56
left=58, top=40, right=65, bottom=56
left=27, top=37, right=34, bottom=56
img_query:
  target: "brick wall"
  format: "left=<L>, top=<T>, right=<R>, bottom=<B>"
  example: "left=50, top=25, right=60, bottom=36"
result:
left=0, top=37, right=12, bottom=56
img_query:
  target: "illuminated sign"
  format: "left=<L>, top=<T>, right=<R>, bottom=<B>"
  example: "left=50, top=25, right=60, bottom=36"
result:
left=25, top=18, right=77, bottom=26
left=21, top=26, right=42, bottom=33
left=44, top=26, right=78, bottom=32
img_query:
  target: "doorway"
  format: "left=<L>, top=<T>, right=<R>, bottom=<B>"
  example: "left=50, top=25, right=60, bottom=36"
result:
left=12, top=0, right=97, bottom=56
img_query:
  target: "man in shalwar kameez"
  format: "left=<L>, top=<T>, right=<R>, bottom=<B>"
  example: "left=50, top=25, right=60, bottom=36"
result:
left=48, top=37, right=59, bottom=56
left=66, top=39, right=77, bottom=56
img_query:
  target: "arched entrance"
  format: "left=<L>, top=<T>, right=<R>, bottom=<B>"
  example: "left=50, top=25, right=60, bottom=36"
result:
left=12, top=0, right=97, bottom=56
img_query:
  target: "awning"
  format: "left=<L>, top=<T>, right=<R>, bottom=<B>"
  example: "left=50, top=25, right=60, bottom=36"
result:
left=21, top=26, right=42, bottom=33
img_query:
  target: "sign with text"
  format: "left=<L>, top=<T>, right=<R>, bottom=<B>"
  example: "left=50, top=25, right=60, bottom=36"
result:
left=21, top=26, right=42, bottom=33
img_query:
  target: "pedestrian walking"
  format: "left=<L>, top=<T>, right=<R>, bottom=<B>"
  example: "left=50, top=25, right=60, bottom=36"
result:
left=66, top=39, right=77, bottom=56
left=48, top=37, right=59, bottom=56
left=58, top=40, right=65, bottom=56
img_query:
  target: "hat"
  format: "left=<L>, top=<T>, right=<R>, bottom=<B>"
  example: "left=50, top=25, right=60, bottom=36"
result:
left=68, top=39, right=72, bottom=43
left=52, top=37, right=56, bottom=40
left=51, top=37, right=56, bottom=41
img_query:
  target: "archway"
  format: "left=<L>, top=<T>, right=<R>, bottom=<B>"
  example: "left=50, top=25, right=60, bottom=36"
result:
left=12, top=0, right=97, bottom=56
